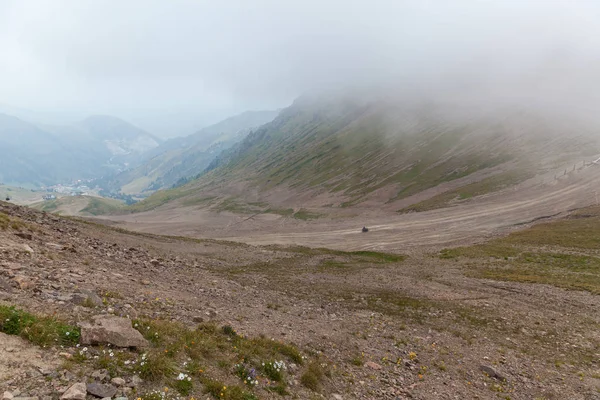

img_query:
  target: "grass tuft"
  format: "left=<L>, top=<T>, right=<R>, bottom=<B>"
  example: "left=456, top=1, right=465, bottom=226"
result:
left=300, top=360, right=327, bottom=391
left=0, top=305, right=80, bottom=346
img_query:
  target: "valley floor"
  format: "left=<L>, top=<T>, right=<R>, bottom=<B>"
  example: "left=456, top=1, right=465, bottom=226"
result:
left=105, top=161, right=600, bottom=252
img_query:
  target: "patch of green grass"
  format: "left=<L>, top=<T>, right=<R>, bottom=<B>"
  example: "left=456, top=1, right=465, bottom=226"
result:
left=180, top=196, right=217, bottom=207
left=350, top=354, right=364, bottom=366
left=201, top=377, right=257, bottom=400
left=0, top=305, right=80, bottom=346
left=236, top=335, right=304, bottom=365
left=222, top=325, right=237, bottom=337
left=364, top=291, right=431, bottom=319
left=213, top=198, right=265, bottom=214
left=0, top=212, right=9, bottom=229
left=138, top=350, right=177, bottom=381
left=502, top=207, right=600, bottom=249
left=316, top=260, right=352, bottom=272
left=261, top=361, right=285, bottom=382
left=267, top=383, right=288, bottom=395
left=469, top=252, right=600, bottom=294
left=271, top=245, right=405, bottom=264
left=0, top=212, right=27, bottom=231
left=81, top=297, right=97, bottom=308
left=442, top=206, right=600, bottom=294
left=348, top=250, right=405, bottom=263
left=80, top=197, right=124, bottom=215
left=293, top=209, right=321, bottom=220
left=126, top=186, right=192, bottom=213
left=172, top=378, right=193, bottom=395
left=399, top=170, right=533, bottom=213
left=130, top=318, right=306, bottom=396
left=439, top=243, right=519, bottom=260
left=35, top=201, right=59, bottom=213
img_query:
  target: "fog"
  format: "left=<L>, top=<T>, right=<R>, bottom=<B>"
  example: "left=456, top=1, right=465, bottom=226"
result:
left=1, top=0, right=599, bottom=137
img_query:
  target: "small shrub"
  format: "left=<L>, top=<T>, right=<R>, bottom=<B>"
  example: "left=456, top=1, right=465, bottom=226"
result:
left=351, top=354, right=364, bottom=366
left=200, top=378, right=255, bottom=400
left=139, top=350, right=176, bottom=381
left=81, top=297, right=97, bottom=308
left=222, top=325, right=237, bottom=337
left=268, top=383, right=289, bottom=395
left=301, top=361, right=326, bottom=391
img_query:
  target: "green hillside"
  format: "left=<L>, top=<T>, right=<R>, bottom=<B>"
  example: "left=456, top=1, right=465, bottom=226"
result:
left=131, top=93, right=600, bottom=213
left=30, top=196, right=124, bottom=216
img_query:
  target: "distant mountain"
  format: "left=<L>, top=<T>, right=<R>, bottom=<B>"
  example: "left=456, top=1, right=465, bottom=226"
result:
left=45, top=115, right=161, bottom=165
left=132, top=91, right=600, bottom=213
left=0, top=113, right=159, bottom=187
left=78, top=115, right=161, bottom=154
left=98, top=110, right=279, bottom=195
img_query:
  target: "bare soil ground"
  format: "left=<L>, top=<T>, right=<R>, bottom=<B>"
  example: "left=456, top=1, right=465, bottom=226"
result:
left=2, top=170, right=600, bottom=399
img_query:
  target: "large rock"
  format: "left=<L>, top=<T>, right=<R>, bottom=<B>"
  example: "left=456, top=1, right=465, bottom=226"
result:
left=72, top=289, right=103, bottom=307
left=79, top=316, right=148, bottom=348
left=60, top=383, right=86, bottom=400
left=110, top=377, right=125, bottom=386
left=13, top=276, right=35, bottom=290
left=365, top=361, right=382, bottom=370
left=86, top=383, right=117, bottom=398
left=479, top=365, right=507, bottom=381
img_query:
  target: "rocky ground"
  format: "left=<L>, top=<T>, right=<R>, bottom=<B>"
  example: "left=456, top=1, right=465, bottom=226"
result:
left=1, top=201, right=600, bottom=400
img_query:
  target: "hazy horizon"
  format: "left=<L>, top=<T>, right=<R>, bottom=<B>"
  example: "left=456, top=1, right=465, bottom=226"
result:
left=2, top=0, right=600, bottom=137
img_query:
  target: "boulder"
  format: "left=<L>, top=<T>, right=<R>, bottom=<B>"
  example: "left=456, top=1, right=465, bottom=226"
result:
left=60, top=383, right=86, bottom=400
left=110, top=377, right=125, bottom=386
left=13, top=276, right=35, bottom=290
left=126, top=375, right=142, bottom=388
left=15, top=232, right=32, bottom=240
left=72, top=290, right=103, bottom=307
left=480, top=365, right=507, bottom=381
left=79, top=316, right=148, bottom=348
left=365, top=361, right=382, bottom=370
left=86, top=383, right=117, bottom=398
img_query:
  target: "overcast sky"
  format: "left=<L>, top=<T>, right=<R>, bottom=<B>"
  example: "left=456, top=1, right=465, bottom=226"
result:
left=1, top=0, right=599, bottom=137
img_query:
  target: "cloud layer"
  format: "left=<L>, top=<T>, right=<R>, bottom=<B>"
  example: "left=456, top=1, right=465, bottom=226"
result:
left=1, top=0, right=599, bottom=134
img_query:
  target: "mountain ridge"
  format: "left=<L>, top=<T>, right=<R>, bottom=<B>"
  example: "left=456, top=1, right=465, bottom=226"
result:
left=97, top=109, right=279, bottom=196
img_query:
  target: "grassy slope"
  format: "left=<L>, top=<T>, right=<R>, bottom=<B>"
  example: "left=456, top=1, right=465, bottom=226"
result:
left=398, top=170, right=535, bottom=213
left=131, top=97, right=600, bottom=214
left=0, top=184, right=43, bottom=204
left=440, top=205, right=600, bottom=294
left=30, top=196, right=124, bottom=216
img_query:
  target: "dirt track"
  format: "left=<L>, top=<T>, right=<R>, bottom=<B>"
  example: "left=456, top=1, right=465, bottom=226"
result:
left=107, top=164, right=600, bottom=251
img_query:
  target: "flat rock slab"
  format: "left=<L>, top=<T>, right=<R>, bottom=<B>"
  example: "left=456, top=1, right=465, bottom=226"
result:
left=79, top=316, right=148, bottom=348
left=86, top=383, right=117, bottom=398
